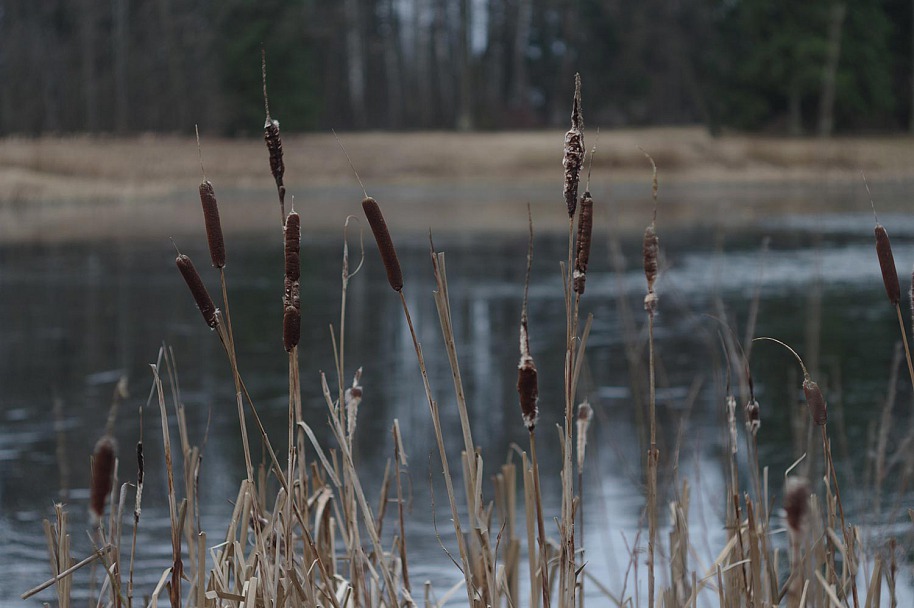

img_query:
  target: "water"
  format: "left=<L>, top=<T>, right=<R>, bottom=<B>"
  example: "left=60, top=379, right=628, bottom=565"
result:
left=1, top=214, right=912, bottom=605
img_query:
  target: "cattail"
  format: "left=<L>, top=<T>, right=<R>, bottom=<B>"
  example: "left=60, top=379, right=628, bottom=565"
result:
left=345, top=368, right=363, bottom=437
left=199, top=181, right=225, bottom=269
left=176, top=254, right=218, bottom=328
left=264, top=118, right=286, bottom=208
left=284, top=211, right=300, bottom=282
left=783, top=476, right=810, bottom=536
left=643, top=223, right=659, bottom=312
left=563, top=74, right=585, bottom=217
left=134, top=441, right=144, bottom=518
left=362, top=197, right=403, bottom=292
left=283, top=305, right=300, bottom=352
left=517, top=355, right=539, bottom=431
left=803, top=378, right=827, bottom=426
left=875, top=224, right=900, bottom=305
left=745, top=398, right=760, bottom=435
left=90, top=435, right=117, bottom=521
left=576, top=401, right=593, bottom=472
left=573, top=192, right=594, bottom=294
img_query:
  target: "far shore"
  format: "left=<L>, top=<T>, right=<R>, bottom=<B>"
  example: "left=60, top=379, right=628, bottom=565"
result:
left=2, top=127, right=914, bottom=244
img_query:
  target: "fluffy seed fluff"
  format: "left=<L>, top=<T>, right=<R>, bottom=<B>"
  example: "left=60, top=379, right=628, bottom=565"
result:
left=783, top=476, right=810, bottom=537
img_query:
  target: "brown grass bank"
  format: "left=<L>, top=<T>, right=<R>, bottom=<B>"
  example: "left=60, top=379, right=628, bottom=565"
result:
left=3, top=128, right=914, bottom=244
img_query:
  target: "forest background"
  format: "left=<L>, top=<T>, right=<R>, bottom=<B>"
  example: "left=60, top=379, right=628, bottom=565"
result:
left=0, top=0, right=908, bottom=137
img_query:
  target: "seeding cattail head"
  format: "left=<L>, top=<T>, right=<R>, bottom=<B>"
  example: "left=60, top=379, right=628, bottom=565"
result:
left=783, top=476, right=810, bottom=537
left=576, top=401, right=593, bottom=471
left=284, top=211, right=301, bottom=282
left=198, top=181, right=226, bottom=269
left=517, top=355, right=539, bottom=431
left=90, top=435, right=117, bottom=521
left=345, top=368, right=363, bottom=437
left=875, top=224, right=900, bottom=305
left=745, top=398, right=760, bottom=435
left=563, top=74, right=585, bottom=218
left=176, top=254, right=218, bottom=328
left=643, top=222, right=659, bottom=312
left=362, top=197, right=404, bottom=292
left=283, top=305, right=300, bottom=352
left=802, top=378, right=827, bottom=426
left=573, top=192, right=594, bottom=295
left=264, top=118, right=285, bottom=197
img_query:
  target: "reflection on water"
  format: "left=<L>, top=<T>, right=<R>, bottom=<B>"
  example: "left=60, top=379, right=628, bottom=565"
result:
left=1, top=215, right=913, bottom=604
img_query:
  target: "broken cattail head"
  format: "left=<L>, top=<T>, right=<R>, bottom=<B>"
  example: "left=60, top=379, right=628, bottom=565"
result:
left=643, top=223, right=659, bottom=312
left=176, top=254, right=218, bottom=328
left=783, top=476, right=810, bottom=537
left=199, top=181, right=226, bottom=268
left=875, top=225, right=900, bottom=305
left=90, top=435, right=117, bottom=521
left=284, top=211, right=301, bottom=282
left=283, top=305, right=300, bottom=352
left=576, top=401, right=593, bottom=471
left=517, top=355, right=539, bottom=431
left=802, top=378, right=827, bottom=426
left=345, top=368, right=363, bottom=437
left=362, top=197, right=404, bottom=292
left=563, top=77, right=585, bottom=218
left=745, top=398, right=760, bottom=435
left=264, top=118, right=285, bottom=200
left=573, top=192, right=594, bottom=295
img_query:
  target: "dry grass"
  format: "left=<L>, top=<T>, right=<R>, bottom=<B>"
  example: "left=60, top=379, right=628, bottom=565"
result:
left=6, top=128, right=914, bottom=243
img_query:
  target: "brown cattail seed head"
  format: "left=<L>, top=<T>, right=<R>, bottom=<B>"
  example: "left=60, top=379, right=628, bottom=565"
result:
left=362, top=197, right=404, bottom=292
left=803, top=378, right=827, bottom=426
left=284, top=211, right=301, bottom=282
left=176, top=254, right=218, bottom=328
left=783, top=476, right=810, bottom=536
left=643, top=223, right=659, bottom=312
left=283, top=305, right=300, bottom=352
left=875, top=224, right=900, bottom=305
left=199, top=181, right=226, bottom=269
left=745, top=398, right=760, bottom=435
left=90, top=435, right=117, bottom=521
left=517, top=356, right=539, bottom=431
left=563, top=75, right=585, bottom=217
left=573, top=192, right=594, bottom=295
left=264, top=118, right=285, bottom=193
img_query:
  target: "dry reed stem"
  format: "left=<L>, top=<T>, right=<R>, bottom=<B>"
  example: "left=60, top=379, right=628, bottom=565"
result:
left=518, top=206, right=539, bottom=431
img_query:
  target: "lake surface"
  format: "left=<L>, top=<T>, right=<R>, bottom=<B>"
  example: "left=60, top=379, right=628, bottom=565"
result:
left=1, top=212, right=913, bottom=605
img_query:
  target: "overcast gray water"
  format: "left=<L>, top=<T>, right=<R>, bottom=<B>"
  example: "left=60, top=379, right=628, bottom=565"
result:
left=1, top=213, right=913, bottom=605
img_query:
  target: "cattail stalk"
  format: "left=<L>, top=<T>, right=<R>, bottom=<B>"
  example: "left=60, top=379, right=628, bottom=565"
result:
left=873, top=224, right=914, bottom=407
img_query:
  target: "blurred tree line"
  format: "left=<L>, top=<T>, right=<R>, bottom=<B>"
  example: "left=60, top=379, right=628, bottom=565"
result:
left=0, top=0, right=909, bottom=136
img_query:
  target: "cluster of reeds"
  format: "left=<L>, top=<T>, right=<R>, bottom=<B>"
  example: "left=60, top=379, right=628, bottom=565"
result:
left=25, top=73, right=914, bottom=608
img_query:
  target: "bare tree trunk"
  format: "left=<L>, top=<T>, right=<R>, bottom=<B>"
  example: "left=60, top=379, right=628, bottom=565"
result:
left=155, top=0, right=187, bottom=131
left=113, top=0, right=129, bottom=133
left=817, top=2, right=846, bottom=137
left=79, top=0, right=99, bottom=131
left=455, top=0, right=473, bottom=130
left=788, top=80, right=802, bottom=136
left=511, top=0, right=532, bottom=113
left=382, top=0, right=404, bottom=128
left=484, top=0, right=505, bottom=126
left=433, top=0, right=455, bottom=125
left=415, top=0, right=433, bottom=127
left=910, top=0, right=914, bottom=133
left=551, top=0, right=578, bottom=125
left=344, top=0, right=367, bottom=128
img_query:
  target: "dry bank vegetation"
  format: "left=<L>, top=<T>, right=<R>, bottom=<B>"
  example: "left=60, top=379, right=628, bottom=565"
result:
left=22, top=72, right=914, bottom=608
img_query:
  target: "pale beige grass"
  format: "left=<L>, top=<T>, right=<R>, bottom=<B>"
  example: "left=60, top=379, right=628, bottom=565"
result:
left=2, top=128, right=914, bottom=243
